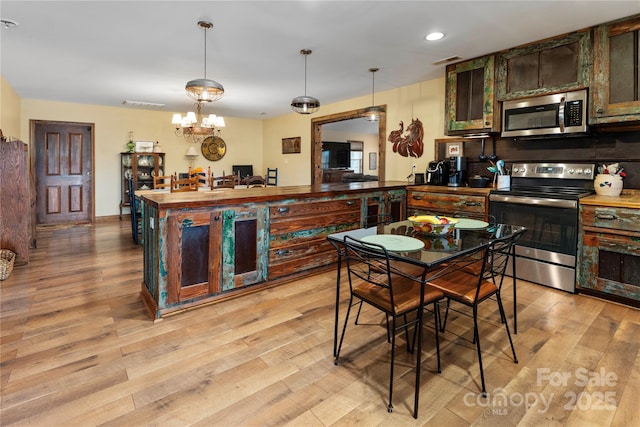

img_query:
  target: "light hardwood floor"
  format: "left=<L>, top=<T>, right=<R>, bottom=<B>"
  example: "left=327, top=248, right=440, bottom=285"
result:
left=1, top=221, right=638, bottom=426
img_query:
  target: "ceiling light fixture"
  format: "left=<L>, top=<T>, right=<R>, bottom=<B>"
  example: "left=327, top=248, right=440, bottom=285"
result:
left=185, top=21, right=224, bottom=103
left=172, top=20, right=225, bottom=145
left=291, top=49, right=320, bottom=114
left=426, top=32, right=445, bottom=41
left=1, top=19, right=18, bottom=29
left=172, top=102, right=225, bottom=145
left=364, top=67, right=384, bottom=122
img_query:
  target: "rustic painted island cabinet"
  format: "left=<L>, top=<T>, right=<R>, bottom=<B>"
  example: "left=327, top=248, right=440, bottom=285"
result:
left=139, top=182, right=407, bottom=319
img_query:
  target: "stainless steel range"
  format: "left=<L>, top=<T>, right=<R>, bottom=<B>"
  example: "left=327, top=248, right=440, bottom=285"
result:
left=489, top=163, right=595, bottom=293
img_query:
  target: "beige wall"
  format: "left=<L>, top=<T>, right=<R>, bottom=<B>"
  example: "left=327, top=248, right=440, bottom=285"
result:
left=1, top=76, right=21, bottom=139
left=5, top=74, right=447, bottom=218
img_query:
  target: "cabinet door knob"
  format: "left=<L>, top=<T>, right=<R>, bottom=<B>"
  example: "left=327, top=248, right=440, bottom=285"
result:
left=214, top=215, right=220, bottom=221
left=275, top=249, right=291, bottom=256
left=277, top=207, right=290, bottom=214
left=412, top=195, right=423, bottom=200
left=465, top=202, right=481, bottom=206
left=346, top=200, right=356, bottom=206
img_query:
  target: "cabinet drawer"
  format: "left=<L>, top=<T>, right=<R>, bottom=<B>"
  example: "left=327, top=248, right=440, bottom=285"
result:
left=270, top=198, right=361, bottom=219
left=270, top=211, right=360, bottom=235
left=268, top=239, right=337, bottom=279
left=408, top=191, right=485, bottom=214
left=581, top=206, right=640, bottom=233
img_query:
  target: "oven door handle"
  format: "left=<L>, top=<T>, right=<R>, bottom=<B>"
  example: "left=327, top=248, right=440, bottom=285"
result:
left=489, top=194, right=577, bottom=209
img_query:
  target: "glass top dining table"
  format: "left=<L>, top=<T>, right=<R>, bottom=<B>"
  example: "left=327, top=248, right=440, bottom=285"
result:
left=326, top=219, right=528, bottom=357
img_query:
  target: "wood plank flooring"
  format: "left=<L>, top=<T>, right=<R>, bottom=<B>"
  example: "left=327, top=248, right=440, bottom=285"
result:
left=1, top=220, right=638, bottom=426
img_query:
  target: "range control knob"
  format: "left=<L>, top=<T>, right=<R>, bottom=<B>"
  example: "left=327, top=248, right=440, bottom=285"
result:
left=584, top=168, right=592, bottom=176
left=568, top=169, right=575, bottom=174
left=576, top=168, right=583, bottom=175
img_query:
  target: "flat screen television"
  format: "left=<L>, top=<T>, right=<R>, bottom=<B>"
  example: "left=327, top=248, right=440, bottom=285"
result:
left=232, top=165, right=253, bottom=179
left=322, top=142, right=350, bottom=169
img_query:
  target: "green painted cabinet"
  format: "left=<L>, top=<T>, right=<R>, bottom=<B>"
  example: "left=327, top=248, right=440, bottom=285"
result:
left=444, top=55, right=498, bottom=135
left=496, top=30, right=592, bottom=100
left=577, top=205, right=640, bottom=307
left=591, top=14, right=640, bottom=126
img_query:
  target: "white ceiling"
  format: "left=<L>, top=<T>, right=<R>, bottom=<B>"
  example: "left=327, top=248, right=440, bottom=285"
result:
left=2, top=1, right=639, bottom=122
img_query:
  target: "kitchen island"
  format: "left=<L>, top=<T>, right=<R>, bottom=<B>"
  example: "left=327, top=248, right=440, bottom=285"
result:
left=138, top=181, right=407, bottom=319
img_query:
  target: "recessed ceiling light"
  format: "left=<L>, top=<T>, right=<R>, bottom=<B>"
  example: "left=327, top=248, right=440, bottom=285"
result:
left=426, top=32, right=444, bottom=41
left=122, top=100, right=165, bottom=108
left=1, top=19, right=19, bottom=29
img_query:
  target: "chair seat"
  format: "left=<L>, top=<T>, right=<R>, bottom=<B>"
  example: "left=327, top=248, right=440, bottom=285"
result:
left=353, top=276, right=443, bottom=314
left=428, top=270, right=498, bottom=305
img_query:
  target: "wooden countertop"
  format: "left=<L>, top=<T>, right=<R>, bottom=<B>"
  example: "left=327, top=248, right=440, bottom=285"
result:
left=408, top=184, right=492, bottom=196
left=139, top=181, right=408, bottom=209
left=581, top=190, right=640, bottom=209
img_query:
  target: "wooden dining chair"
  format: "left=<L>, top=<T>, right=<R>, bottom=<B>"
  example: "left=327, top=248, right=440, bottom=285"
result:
left=336, top=235, right=444, bottom=418
left=153, top=175, right=173, bottom=189
left=170, top=175, right=199, bottom=192
left=244, top=175, right=265, bottom=188
left=127, top=178, right=142, bottom=244
left=426, top=233, right=521, bottom=395
left=210, top=171, right=236, bottom=189
left=265, top=168, right=278, bottom=186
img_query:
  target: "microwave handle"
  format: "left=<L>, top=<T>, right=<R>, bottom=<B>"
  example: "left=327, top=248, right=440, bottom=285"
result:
left=558, top=96, right=565, bottom=133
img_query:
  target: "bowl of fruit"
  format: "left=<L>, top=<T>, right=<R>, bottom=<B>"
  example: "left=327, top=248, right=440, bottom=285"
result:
left=408, top=215, right=458, bottom=235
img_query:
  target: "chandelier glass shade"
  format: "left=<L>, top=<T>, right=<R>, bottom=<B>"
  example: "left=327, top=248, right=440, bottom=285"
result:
left=364, top=67, right=384, bottom=122
left=185, top=21, right=224, bottom=103
left=291, top=49, right=320, bottom=114
left=172, top=102, right=225, bottom=145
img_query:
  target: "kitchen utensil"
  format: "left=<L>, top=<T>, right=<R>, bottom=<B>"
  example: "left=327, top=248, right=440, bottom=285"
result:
left=497, top=159, right=505, bottom=175
left=479, top=138, right=487, bottom=161
left=488, top=136, right=497, bottom=161
left=468, top=175, right=490, bottom=188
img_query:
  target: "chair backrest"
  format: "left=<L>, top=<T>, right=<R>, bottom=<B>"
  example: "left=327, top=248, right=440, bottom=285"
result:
left=245, top=175, right=265, bottom=188
left=266, top=168, right=278, bottom=186
left=153, top=175, right=173, bottom=189
left=127, top=178, right=141, bottom=244
left=170, top=175, right=199, bottom=192
left=343, top=235, right=427, bottom=314
left=210, top=171, right=235, bottom=189
left=483, top=228, right=522, bottom=286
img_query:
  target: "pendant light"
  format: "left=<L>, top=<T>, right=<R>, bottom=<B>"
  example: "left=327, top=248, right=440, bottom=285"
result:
left=291, top=49, right=320, bottom=114
left=185, top=21, right=224, bottom=103
left=364, top=67, right=384, bottom=122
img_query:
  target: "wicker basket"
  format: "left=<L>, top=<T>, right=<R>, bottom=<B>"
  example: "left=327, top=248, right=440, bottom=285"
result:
left=0, top=249, right=16, bottom=280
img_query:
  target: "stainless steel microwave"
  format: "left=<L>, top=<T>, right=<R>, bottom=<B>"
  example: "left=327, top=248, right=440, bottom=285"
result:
left=501, top=89, right=588, bottom=137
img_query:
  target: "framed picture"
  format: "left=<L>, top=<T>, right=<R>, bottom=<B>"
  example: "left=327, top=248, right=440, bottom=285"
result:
left=135, top=140, right=154, bottom=153
left=369, top=152, right=377, bottom=170
left=282, top=136, right=301, bottom=154
left=446, top=141, right=463, bottom=157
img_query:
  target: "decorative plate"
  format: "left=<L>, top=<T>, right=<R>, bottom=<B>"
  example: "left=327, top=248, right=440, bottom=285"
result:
left=360, top=234, right=425, bottom=252
left=201, top=136, right=226, bottom=161
left=453, top=218, right=489, bottom=229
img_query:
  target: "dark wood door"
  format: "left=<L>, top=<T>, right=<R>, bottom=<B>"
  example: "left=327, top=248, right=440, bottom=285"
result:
left=33, top=121, right=93, bottom=225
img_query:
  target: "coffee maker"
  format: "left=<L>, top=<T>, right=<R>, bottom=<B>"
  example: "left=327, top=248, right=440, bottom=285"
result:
left=426, top=160, right=449, bottom=186
left=447, top=156, right=467, bottom=187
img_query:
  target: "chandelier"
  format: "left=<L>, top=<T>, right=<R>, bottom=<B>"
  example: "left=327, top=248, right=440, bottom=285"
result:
left=172, top=20, right=225, bottom=144
left=364, top=67, right=384, bottom=122
left=291, top=49, right=320, bottom=114
left=172, top=102, right=225, bottom=144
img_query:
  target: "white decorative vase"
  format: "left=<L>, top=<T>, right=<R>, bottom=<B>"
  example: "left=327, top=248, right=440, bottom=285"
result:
left=594, top=174, right=623, bottom=196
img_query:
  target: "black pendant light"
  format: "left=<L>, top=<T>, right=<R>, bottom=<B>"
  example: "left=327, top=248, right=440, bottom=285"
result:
left=291, top=49, right=320, bottom=114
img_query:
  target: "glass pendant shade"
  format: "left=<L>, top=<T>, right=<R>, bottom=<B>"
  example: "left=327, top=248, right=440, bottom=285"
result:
left=364, top=67, right=384, bottom=122
left=291, top=95, right=320, bottom=114
left=185, top=78, right=224, bottom=103
left=291, top=49, right=320, bottom=114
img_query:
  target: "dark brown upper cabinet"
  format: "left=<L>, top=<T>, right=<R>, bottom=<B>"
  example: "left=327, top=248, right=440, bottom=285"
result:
left=591, top=14, right=640, bottom=126
left=496, top=30, right=592, bottom=101
left=445, top=55, right=499, bottom=135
